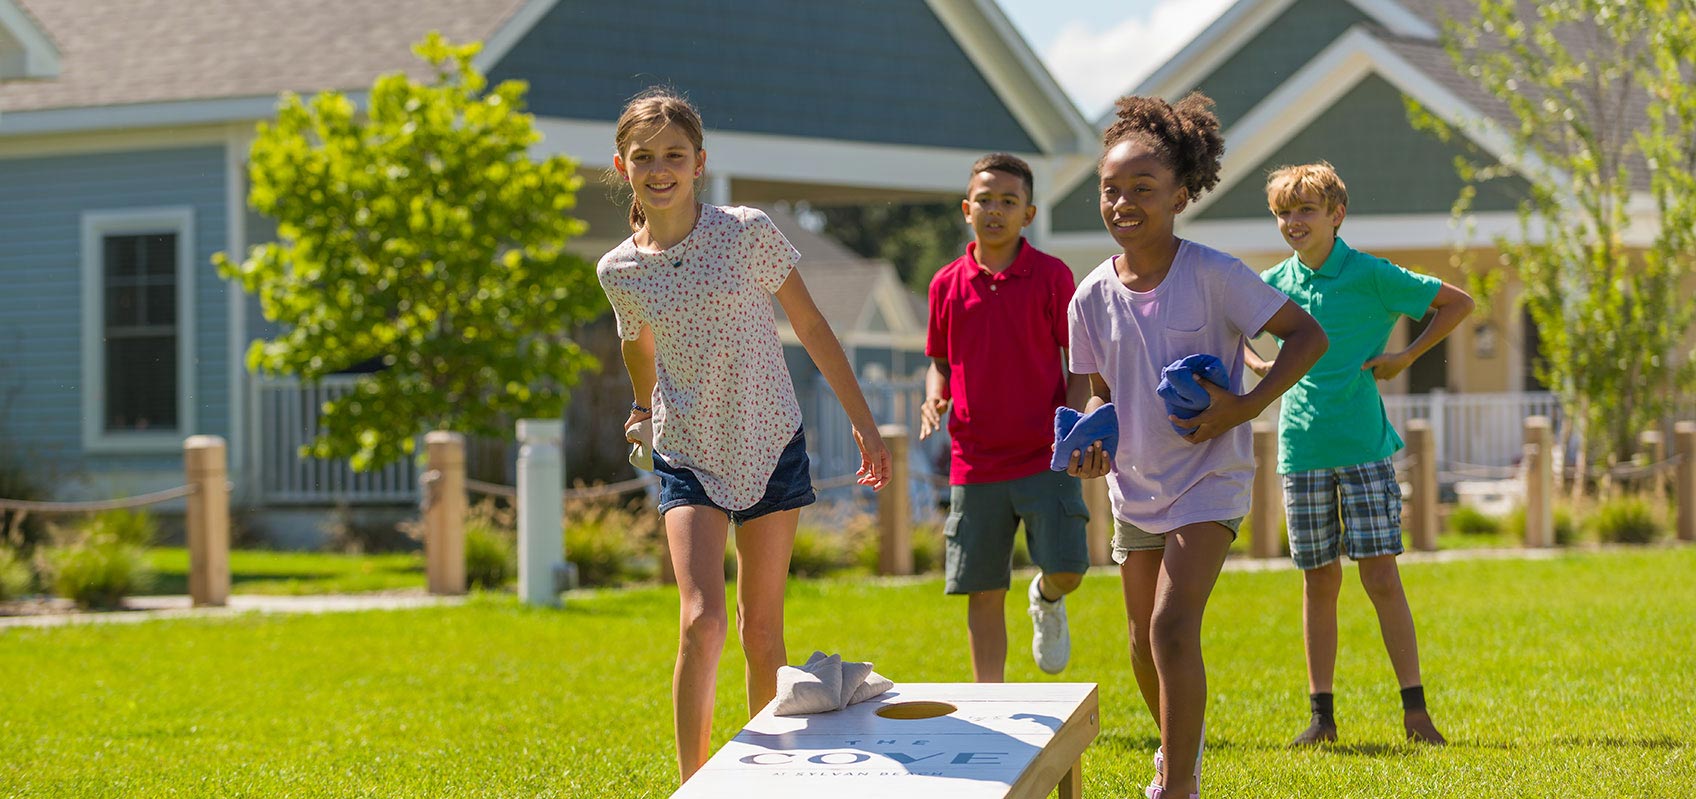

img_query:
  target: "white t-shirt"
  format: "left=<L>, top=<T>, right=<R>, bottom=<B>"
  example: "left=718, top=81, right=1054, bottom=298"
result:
left=597, top=204, right=804, bottom=511
left=1067, top=239, right=1288, bottom=533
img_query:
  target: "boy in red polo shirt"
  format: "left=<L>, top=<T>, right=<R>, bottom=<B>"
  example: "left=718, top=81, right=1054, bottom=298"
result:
left=920, top=153, right=1092, bottom=680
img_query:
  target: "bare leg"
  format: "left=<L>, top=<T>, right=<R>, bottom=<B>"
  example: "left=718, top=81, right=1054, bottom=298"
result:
left=665, top=506, right=732, bottom=783
left=967, top=589, right=1008, bottom=682
left=1357, top=555, right=1445, bottom=744
left=1120, top=551, right=1164, bottom=723
left=1038, top=571, right=1085, bottom=598
left=1302, top=559, right=1343, bottom=693
left=734, top=508, right=800, bottom=716
left=1149, top=523, right=1232, bottom=798
left=1292, top=559, right=1343, bottom=745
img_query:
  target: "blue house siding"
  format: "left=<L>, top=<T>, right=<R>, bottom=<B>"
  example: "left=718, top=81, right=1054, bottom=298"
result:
left=0, top=146, right=229, bottom=483
left=488, top=0, right=1038, bottom=152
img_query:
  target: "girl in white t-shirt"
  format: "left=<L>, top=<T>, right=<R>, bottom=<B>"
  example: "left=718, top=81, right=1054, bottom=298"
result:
left=1064, top=93, right=1327, bottom=799
left=596, top=88, right=892, bottom=783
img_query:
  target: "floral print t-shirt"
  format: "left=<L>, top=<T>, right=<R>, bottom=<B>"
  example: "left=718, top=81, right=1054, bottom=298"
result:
left=596, top=204, right=804, bottom=511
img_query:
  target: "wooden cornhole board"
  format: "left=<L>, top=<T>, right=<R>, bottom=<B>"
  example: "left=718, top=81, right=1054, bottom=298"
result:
left=673, top=682, right=1099, bottom=798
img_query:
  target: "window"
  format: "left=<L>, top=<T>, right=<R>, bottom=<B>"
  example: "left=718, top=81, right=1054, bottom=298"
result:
left=81, top=208, right=195, bottom=452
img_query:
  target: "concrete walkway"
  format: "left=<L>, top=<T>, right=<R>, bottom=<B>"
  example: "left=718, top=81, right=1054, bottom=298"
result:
left=0, top=590, right=465, bottom=630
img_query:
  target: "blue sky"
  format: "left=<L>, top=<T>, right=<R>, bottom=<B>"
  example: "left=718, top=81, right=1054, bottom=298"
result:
left=996, top=0, right=1235, bottom=119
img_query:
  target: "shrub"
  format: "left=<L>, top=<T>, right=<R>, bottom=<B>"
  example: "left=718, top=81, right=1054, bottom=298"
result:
left=0, top=461, right=53, bottom=551
left=0, top=546, right=33, bottom=600
left=788, top=526, right=854, bottom=578
left=1505, top=504, right=1579, bottom=545
left=1591, top=497, right=1662, bottom=544
left=40, top=533, right=152, bottom=609
left=463, top=501, right=516, bottom=589
left=910, top=522, right=943, bottom=574
left=80, top=507, right=159, bottom=547
left=1447, top=504, right=1503, bottom=536
left=564, top=496, right=657, bottom=588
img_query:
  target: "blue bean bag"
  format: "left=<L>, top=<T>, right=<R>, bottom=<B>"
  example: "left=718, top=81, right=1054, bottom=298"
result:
left=1157, top=354, right=1230, bottom=435
left=1050, top=403, right=1119, bottom=471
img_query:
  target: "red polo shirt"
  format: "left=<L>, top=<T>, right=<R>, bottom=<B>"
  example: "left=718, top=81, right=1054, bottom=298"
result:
left=926, top=239, right=1075, bottom=484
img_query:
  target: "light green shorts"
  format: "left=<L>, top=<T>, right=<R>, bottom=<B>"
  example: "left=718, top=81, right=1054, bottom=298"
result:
left=1111, top=517, right=1242, bottom=564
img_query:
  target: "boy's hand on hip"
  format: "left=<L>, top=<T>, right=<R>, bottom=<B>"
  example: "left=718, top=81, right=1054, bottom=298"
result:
left=854, top=426, right=893, bottom=491
left=1363, top=351, right=1413, bottom=380
left=1174, top=380, right=1256, bottom=444
left=918, top=397, right=950, bottom=440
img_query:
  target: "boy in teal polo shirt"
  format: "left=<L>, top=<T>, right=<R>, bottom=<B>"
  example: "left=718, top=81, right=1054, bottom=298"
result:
left=1248, top=162, right=1474, bottom=746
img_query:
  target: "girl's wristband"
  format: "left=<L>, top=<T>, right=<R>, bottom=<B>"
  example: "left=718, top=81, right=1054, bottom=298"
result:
left=631, top=401, right=652, bottom=414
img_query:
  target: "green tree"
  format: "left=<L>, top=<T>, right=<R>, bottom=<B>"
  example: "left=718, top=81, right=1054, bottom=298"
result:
left=1409, top=0, right=1696, bottom=489
left=816, top=202, right=967, bottom=292
left=216, top=33, right=603, bottom=470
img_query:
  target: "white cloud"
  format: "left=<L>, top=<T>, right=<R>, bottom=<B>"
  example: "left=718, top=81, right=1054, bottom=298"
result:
left=1041, top=0, right=1236, bottom=120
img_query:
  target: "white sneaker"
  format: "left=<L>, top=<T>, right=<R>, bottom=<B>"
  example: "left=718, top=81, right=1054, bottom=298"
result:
left=1027, top=573, right=1070, bottom=674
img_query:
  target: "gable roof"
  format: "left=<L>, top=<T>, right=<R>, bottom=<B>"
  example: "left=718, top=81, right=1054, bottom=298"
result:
left=0, top=0, right=522, bottom=114
left=0, top=0, right=57, bottom=81
left=763, top=208, right=923, bottom=341
left=1127, top=0, right=1653, bottom=202
left=0, top=0, right=1091, bottom=156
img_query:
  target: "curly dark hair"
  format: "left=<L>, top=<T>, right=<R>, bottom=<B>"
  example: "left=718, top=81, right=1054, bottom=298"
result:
left=1100, top=92, right=1225, bottom=199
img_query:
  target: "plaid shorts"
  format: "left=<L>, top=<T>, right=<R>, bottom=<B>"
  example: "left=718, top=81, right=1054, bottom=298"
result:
left=1282, top=457, right=1404, bottom=570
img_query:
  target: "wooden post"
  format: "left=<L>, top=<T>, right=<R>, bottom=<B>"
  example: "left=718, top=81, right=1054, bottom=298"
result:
left=877, top=425, right=911, bottom=576
left=1406, top=419, right=1439, bottom=551
left=1083, top=477, right=1112, bottom=566
left=1251, top=421, right=1282, bottom=559
left=183, top=436, right=229, bottom=607
left=424, top=431, right=467, bottom=596
left=1523, top=416, right=1554, bottom=548
left=1676, top=421, right=1695, bottom=543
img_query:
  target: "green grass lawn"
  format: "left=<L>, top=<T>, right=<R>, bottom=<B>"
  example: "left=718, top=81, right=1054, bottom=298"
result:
left=3, top=548, right=1693, bottom=797
left=143, top=547, right=425, bottom=595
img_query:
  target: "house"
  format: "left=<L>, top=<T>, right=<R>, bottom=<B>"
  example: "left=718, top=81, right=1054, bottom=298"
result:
left=0, top=0, right=1091, bottom=531
left=1039, top=0, right=1631, bottom=399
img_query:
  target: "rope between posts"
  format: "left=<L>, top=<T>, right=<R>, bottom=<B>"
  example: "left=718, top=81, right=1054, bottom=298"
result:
left=0, top=483, right=198, bottom=514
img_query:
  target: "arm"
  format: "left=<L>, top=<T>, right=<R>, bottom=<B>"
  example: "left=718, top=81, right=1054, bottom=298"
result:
left=1175, top=300, right=1328, bottom=444
left=775, top=270, right=891, bottom=490
left=1063, top=350, right=1092, bottom=411
left=919, top=358, right=951, bottom=441
left=621, top=325, right=657, bottom=439
left=1364, top=282, right=1475, bottom=380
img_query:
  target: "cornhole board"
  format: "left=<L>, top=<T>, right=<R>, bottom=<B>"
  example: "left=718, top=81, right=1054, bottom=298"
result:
left=673, top=682, right=1099, bottom=798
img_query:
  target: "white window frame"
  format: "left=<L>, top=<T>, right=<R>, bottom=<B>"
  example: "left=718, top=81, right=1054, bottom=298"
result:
left=81, top=207, right=197, bottom=453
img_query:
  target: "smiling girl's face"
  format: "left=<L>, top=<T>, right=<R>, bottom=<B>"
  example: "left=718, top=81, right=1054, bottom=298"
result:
left=1098, top=138, right=1188, bottom=252
left=615, top=122, right=705, bottom=219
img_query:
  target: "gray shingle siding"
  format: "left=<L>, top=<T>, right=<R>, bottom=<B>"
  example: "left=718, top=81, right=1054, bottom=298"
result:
left=488, top=0, right=1038, bottom=152
left=0, top=146, right=229, bottom=476
left=1197, top=75, right=1529, bottom=219
left=1192, top=0, right=1371, bottom=131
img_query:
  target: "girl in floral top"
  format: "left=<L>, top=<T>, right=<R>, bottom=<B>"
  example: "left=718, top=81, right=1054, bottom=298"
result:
left=596, top=88, right=891, bottom=783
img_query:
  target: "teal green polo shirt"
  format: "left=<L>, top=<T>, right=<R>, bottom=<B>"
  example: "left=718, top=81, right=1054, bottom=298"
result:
left=1261, top=238, right=1442, bottom=474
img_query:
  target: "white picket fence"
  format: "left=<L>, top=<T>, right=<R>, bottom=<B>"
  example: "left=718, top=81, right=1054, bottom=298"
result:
left=1383, top=389, right=1564, bottom=481
left=252, top=375, right=1685, bottom=506
left=253, top=375, right=418, bottom=504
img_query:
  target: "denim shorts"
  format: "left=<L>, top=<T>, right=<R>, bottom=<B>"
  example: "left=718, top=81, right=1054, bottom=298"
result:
left=943, top=469, right=1091, bottom=595
left=653, top=426, right=816, bottom=525
left=1282, top=456, right=1403, bottom=570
